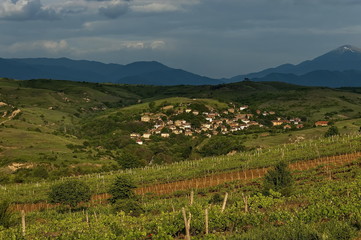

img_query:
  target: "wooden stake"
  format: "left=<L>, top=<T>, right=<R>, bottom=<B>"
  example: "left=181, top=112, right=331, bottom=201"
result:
left=221, top=192, right=228, bottom=213
left=182, top=208, right=191, bottom=240
left=93, top=211, right=98, bottom=222
left=205, top=208, right=209, bottom=235
left=86, top=211, right=89, bottom=224
left=190, top=191, right=194, bottom=205
left=242, top=193, right=249, bottom=213
left=21, top=210, right=26, bottom=237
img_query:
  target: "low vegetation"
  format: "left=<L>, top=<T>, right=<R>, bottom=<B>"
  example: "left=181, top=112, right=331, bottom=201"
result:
left=1, top=78, right=361, bottom=238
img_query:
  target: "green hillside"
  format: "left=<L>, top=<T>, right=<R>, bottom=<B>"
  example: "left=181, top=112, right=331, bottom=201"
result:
left=0, top=133, right=360, bottom=239
left=1, top=78, right=361, bottom=239
left=1, top=78, right=361, bottom=184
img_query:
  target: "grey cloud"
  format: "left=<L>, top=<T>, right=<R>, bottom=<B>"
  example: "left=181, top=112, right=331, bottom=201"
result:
left=98, top=1, right=129, bottom=19
left=1, top=0, right=361, bottom=78
left=0, top=0, right=59, bottom=21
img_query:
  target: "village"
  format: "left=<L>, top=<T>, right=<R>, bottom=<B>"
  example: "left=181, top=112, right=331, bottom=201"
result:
left=128, top=102, right=330, bottom=145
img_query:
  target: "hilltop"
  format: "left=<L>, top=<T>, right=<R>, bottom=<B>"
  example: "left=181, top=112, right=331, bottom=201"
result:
left=1, top=78, right=361, bottom=183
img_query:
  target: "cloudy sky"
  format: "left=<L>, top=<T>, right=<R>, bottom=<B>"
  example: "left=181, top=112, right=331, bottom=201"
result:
left=1, top=0, right=361, bottom=78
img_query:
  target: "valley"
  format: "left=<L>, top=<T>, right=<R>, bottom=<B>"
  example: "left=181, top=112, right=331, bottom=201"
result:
left=0, top=77, right=360, bottom=239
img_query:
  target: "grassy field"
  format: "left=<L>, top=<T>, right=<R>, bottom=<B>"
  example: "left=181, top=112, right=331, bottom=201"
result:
left=1, top=77, right=361, bottom=238
left=2, top=78, right=361, bottom=184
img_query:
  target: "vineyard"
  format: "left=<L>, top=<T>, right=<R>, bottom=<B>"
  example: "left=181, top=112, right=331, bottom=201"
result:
left=0, top=132, right=360, bottom=239
left=1, top=133, right=361, bottom=204
left=136, top=151, right=361, bottom=195
left=1, top=156, right=360, bottom=239
left=10, top=151, right=361, bottom=214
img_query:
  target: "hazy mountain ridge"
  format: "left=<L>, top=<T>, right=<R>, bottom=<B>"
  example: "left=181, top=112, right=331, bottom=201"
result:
left=1, top=45, right=361, bottom=86
left=0, top=57, right=221, bottom=85
left=229, top=45, right=361, bottom=86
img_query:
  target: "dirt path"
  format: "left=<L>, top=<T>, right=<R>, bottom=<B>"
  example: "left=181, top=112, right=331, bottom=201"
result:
left=0, top=109, right=21, bottom=125
left=11, top=152, right=361, bottom=213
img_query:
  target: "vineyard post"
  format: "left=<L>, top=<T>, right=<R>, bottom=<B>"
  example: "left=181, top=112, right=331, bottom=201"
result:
left=94, top=211, right=98, bottom=222
left=86, top=211, right=89, bottom=225
left=242, top=193, right=249, bottom=213
left=221, top=192, right=228, bottom=213
left=205, top=208, right=209, bottom=235
left=190, top=191, right=194, bottom=205
left=21, top=210, right=26, bottom=237
left=182, top=207, right=192, bottom=240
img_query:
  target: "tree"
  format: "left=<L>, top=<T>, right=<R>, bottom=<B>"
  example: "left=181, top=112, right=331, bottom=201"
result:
left=263, top=161, right=293, bottom=196
left=198, top=136, right=245, bottom=157
left=109, top=176, right=136, bottom=204
left=324, top=126, right=339, bottom=137
left=116, top=152, right=144, bottom=169
left=49, top=180, right=91, bottom=208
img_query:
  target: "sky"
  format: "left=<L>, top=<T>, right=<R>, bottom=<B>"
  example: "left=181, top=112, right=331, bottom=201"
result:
left=1, top=0, right=361, bottom=78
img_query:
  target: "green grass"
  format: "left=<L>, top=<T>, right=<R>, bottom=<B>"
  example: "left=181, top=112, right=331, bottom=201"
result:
left=2, top=78, right=361, bottom=185
left=1, top=132, right=360, bottom=204
left=245, top=118, right=361, bottom=148
left=0, top=156, right=360, bottom=239
left=0, top=127, right=84, bottom=163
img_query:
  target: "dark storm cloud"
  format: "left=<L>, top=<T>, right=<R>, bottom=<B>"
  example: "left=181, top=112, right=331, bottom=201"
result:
left=1, top=0, right=361, bottom=78
left=98, top=1, right=130, bottom=19
left=0, top=0, right=59, bottom=20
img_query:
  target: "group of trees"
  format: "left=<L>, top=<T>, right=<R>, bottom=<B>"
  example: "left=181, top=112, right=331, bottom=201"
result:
left=48, top=175, right=142, bottom=215
left=46, top=161, right=293, bottom=214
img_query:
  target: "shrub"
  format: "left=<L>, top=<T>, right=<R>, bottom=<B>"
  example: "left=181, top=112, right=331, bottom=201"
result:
left=0, top=201, right=12, bottom=228
left=324, top=126, right=339, bottom=137
left=109, top=176, right=136, bottom=204
left=263, top=161, right=293, bottom=196
left=116, top=152, right=144, bottom=169
left=113, top=199, right=144, bottom=216
left=208, top=193, right=223, bottom=204
left=49, top=180, right=91, bottom=208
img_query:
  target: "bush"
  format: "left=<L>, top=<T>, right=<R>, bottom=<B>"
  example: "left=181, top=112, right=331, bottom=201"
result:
left=208, top=193, right=223, bottom=204
left=198, top=136, right=245, bottom=157
left=116, top=152, right=145, bottom=169
left=263, top=161, right=293, bottom=196
left=0, top=201, right=12, bottom=228
left=49, top=180, right=91, bottom=208
left=109, top=176, right=136, bottom=204
left=324, top=126, right=339, bottom=137
left=113, top=199, right=144, bottom=216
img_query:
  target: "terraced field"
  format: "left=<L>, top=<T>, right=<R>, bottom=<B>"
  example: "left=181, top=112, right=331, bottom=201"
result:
left=11, top=151, right=361, bottom=213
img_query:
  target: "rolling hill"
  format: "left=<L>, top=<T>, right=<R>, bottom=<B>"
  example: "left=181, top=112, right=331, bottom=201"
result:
left=2, top=78, right=361, bottom=185
left=0, top=58, right=222, bottom=85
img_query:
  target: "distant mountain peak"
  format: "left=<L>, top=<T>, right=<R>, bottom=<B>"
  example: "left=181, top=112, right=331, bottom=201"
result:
left=332, top=44, right=361, bottom=54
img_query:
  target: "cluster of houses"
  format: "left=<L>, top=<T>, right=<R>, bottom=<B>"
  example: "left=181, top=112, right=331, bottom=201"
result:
left=271, top=118, right=304, bottom=130
left=131, top=105, right=258, bottom=144
left=130, top=104, right=286, bottom=144
left=129, top=103, right=331, bottom=145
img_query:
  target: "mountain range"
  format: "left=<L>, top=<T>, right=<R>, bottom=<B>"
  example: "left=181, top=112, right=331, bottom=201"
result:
left=0, top=58, right=221, bottom=85
left=229, top=45, right=361, bottom=87
left=1, top=45, right=361, bottom=87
